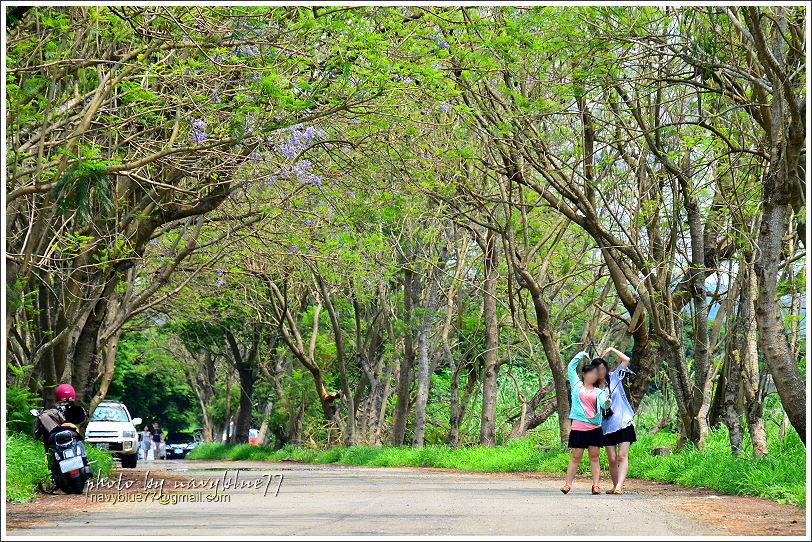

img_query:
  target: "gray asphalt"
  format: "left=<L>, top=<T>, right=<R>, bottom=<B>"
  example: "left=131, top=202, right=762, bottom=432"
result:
left=8, top=459, right=717, bottom=536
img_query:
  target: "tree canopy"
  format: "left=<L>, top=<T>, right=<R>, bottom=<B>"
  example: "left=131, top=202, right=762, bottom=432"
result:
left=5, top=5, right=806, bottom=455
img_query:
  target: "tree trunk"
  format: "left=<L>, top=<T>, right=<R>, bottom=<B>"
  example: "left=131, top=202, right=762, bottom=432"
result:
left=71, top=295, right=108, bottom=402
left=684, top=187, right=713, bottom=449
left=256, top=400, right=274, bottom=447
left=412, top=245, right=445, bottom=447
left=391, top=266, right=417, bottom=445
left=509, top=381, right=556, bottom=438
left=88, top=329, right=122, bottom=414
left=224, top=327, right=258, bottom=444
left=234, top=364, right=255, bottom=444
left=448, top=358, right=478, bottom=446
left=662, top=335, right=701, bottom=450
left=753, top=170, right=806, bottom=444
left=708, top=358, right=726, bottom=430
left=737, top=261, right=768, bottom=456
left=721, top=349, right=745, bottom=455
left=479, top=229, right=500, bottom=447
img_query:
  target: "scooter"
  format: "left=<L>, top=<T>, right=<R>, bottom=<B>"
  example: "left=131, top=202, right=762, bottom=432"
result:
left=31, top=404, right=93, bottom=494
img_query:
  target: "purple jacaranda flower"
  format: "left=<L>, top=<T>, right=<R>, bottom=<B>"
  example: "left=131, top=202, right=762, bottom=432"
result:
left=292, top=159, right=312, bottom=173
left=402, top=76, right=413, bottom=84
left=288, top=246, right=298, bottom=253
left=244, top=114, right=256, bottom=135
left=272, top=124, right=325, bottom=160
left=304, top=217, right=313, bottom=225
left=155, top=317, right=167, bottom=325
left=216, top=268, right=224, bottom=276
left=191, top=118, right=207, bottom=143
left=302, top=172, right=323, bottom=186
left=439, top=102, right=451, bottom=111
left=149, top=239, right=159, bottom=246
left=276, top=140, right=298, bottom=159
left=216, top=278, right=226, bottom=286
left=238, top=44, right=260, bottom=56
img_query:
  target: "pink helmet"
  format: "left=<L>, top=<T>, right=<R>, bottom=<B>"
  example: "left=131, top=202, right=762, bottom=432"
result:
left=55, top=384, right=76, bottom=401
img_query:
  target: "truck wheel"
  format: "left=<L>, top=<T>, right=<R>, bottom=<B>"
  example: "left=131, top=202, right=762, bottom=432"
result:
left=120, top=453, right=138, bottom=468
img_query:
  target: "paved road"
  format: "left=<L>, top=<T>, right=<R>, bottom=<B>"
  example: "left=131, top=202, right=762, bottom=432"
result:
left=9, top=459, right=717, bottom=536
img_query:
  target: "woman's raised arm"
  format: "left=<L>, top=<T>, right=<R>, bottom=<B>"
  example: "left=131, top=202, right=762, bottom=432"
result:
left=602, top=346, right=630, bottom=370
left=568, top=351, right=589, bottom=385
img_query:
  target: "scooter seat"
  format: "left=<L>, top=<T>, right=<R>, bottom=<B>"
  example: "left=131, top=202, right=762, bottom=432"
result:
left=49, top=428, right=77, bottom=447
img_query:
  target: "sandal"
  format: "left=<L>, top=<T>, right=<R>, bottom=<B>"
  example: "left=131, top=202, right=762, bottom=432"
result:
left=560, top=484, right=571, bottom=494
left=592, top=485, right=601, bottom=495
left=607, top=488, right=624, bottom=494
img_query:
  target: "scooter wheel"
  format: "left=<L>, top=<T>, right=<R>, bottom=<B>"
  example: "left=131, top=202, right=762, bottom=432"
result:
left=64, top=475, right=86, bottom=494
left=52, top=473, right=69, bottom=494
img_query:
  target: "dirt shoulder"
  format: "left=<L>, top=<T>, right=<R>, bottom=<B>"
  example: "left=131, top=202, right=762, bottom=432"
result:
left=5, top=467, right=192, bottom=530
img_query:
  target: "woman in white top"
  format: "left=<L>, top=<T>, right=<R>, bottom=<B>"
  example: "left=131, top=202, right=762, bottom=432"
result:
left=139, top=426, right=151, bottom=459
left=593, top=347, right=637, bottom=494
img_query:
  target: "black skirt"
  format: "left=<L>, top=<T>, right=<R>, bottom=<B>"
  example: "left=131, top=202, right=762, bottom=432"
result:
left=602, top=424, right=637, bottom=447
left=567, top=427, right=604, bottom=449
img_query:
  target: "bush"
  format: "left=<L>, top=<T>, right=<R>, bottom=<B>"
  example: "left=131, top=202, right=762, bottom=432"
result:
left=5, top=383, right=39, bottom=436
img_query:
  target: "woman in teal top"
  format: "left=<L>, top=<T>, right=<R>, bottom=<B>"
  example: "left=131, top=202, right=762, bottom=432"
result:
left=560, top=350, right=611, bottom=495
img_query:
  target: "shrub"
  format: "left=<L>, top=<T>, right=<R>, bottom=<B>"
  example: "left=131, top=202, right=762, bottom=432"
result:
left=5, top=383, right=39, bottom=436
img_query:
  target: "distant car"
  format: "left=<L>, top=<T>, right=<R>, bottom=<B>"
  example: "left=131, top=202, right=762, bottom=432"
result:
left=85, top=400, right=142, bottom=468
left=165, top=432, right=201, bottom=459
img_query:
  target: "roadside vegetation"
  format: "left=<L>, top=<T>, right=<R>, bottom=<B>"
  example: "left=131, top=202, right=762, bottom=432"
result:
left=5, top=431, right=114, bottom=503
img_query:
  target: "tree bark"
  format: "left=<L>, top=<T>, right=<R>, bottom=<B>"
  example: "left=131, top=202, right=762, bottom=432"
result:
left=391, top=264, right=417, bottom=445
left=224, top=327, right=259, bottom=444
left=737, top=261, right=769, bottom=456
left=754, top=170, right=806, bottom=444
left=509, top=381, right=556, bottom=438
left=412, top=244, right=445, bottom=447
left=479, top=229, right=500, bottom=447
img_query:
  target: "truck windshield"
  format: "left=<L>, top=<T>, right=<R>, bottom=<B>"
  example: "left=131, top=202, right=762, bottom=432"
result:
left=90, top=406, right=130, bottom=422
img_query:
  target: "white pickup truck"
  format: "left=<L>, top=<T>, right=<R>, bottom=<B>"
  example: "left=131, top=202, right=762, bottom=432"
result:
left=84, top=400, right=142, bottom=468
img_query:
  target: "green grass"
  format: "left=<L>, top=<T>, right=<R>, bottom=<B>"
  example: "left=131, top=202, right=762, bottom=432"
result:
left=5, top=431, right=114, bottom=503
left=188, top=428, right=806, bottom=507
